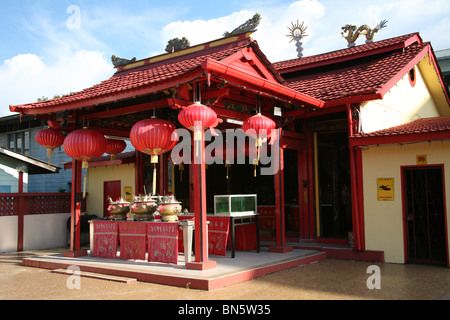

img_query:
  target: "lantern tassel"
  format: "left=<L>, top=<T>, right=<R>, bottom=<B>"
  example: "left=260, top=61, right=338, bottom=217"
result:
left=47, top=149, right=53, bottom=165
left=83, top=174, right=87, bottom=198
left=153, top=164, right=157, bottom=196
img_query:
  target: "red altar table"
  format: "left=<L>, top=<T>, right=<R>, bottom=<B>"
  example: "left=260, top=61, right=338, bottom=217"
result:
left=90, top=214, right=260, bottom=263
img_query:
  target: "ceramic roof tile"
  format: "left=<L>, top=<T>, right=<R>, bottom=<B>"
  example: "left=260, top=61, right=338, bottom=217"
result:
left=273, top=33, right=420, bottom=72
left=355, top=116, right=450, bottom=137
left=279, top=41, right=429, bottom=101
left=11, top=36, right=253, bottom=111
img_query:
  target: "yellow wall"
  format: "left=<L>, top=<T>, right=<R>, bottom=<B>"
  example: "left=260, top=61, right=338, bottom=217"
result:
left=86, top=163, right=135, bottom=218
left=360, top=65, right=440, bottom=133
left=362, top=140, right=450, bottom=264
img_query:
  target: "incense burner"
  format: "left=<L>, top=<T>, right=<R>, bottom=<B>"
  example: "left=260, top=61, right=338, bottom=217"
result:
left=131, top=200, right=157, bottom=221
left=107, top=202, right=130, bottom=220
left=158, top=201, right=182, bottom=222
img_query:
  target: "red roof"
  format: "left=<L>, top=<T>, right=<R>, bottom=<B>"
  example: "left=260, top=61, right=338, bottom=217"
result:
left=273, top=33, right=433, bottom=104
left=350, top=116, right=450, bottom=146
left=10, top=33, right=258, bottom=114
left=273, top=33, right=421, bottom=72
left=356, top=116, right=450, bottom=137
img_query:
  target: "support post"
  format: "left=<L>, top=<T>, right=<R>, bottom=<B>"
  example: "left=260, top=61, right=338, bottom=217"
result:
left=347, top=104, right=363, bottom=252
left=186, top=130, right=216, bottom=270
left=270, top=128, right=292, bottom=253
left=64, top=159, right=87, bottom=257
left=17, top=172, right=24, bottom=252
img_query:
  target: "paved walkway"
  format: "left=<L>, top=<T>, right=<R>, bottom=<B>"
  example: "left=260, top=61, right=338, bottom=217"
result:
left=0, top=248, right=449, bottom=300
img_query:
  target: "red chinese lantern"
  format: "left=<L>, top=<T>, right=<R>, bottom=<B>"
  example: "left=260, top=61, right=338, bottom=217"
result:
left=63, top=128, right=107, bottom=168
left=129, top=117, right=177, bottom=195
left=105, top=138, right=126, bottom=160
left=35, top=128, right=65, bottom=164
left=178, top=102, right=218, bottom=159
left=242, top=113, right=276, bottom=163
left=178, top=102, right=218, bottom=141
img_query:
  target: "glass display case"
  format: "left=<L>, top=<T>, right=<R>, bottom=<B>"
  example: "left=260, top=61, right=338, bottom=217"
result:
left=214, top=194, right=257, bottom=216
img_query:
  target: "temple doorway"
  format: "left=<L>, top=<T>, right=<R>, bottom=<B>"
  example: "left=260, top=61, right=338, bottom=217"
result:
left=315, top=131, right=352, bottom=239
left=403, top=166, right=447, bottom=265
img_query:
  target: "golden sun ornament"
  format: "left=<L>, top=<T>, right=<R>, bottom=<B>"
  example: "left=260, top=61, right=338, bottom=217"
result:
left=287, top=20, right=308, bottom=43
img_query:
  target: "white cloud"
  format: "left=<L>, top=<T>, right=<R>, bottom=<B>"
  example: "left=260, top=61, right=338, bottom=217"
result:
left=161, top=11, right=254, bottom=49
left=1, top=50, right=112, bottom=117
left=159, top=0, right=450, bottom=61
left=160, top=0, right=327, bottom=62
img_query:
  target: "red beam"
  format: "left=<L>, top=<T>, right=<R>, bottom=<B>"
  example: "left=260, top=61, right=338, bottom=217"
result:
left=11, top=68, right=205, bottom=116
left=202, top=58, right=325, bottom=108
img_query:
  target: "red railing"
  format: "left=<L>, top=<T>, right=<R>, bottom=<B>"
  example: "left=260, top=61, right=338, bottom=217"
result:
left=0, top=193, right=86, bottom=216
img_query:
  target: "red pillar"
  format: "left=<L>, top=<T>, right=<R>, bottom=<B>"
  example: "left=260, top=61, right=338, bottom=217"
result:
left=186, top=130, right=216, bottom=270
left=17, top=171, right=24, bottom=252
left=347, top=104, right=363, bottom=252
left=270, top=128, right=292, bottom=253
left=64, top=159, right=87, bottom=257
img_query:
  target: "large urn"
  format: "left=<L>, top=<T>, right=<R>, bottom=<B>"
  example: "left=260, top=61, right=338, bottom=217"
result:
left=131, top=200, right=157, bottom=221
left=107, top=201, right=130, bottom=221
left=158, top=201, right=182, bottom=222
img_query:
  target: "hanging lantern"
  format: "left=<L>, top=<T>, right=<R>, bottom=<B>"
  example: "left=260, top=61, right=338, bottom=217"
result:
left=35, top=128, right=65, bottom=164
left=129, top=117, right=177, bottom=195
left=64, top=128, right=107, bottom=168
left=178, top=102, right=218, bottom=159
left=178, top=102, right=218, bottom=141
left=242, top=113, right=276, bottom=164
left=105, top=138, right=126, bottom=160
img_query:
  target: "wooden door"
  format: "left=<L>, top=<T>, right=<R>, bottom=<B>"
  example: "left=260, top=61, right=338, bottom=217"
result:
left=103, top=180, right=121, bottom=218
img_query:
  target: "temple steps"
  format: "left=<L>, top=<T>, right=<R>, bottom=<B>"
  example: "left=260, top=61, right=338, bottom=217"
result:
left=51, top=268, right=138, bottom=284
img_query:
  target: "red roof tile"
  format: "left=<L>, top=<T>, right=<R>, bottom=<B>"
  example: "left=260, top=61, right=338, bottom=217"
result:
left=273, top=33, right=421, bottom=72
left=283, top=42, right=429, bottom=102
left=355, top=116, right=450, bottom=138
left=11, top=34, right=255, bottom=112
left=273, top=33, right=431, bottom=103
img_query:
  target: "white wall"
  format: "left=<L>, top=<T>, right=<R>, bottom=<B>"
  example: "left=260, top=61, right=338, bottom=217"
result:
left=0, top=213, right=70, bottom=253
left=23, top=213, right=70, bottom=251
left=360, top=65, right=440, bottom=133
left=0, top=216, right=18, bottom=252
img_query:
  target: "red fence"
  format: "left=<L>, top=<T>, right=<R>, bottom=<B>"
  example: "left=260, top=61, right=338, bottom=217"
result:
left=0, top=193, right=88, bottom=252
left=0, top=193, right=86, bottom=216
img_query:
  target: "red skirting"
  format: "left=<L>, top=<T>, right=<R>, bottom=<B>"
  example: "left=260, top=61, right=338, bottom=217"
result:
left=92, top=221, right=118, bottom=259
left=233, top=224, right=257, bottom=250
left=208, top=217, right=229, bottom=256
left=147, top=222, right=179, bottom=264
left=119, top=222, right=147, bottom=260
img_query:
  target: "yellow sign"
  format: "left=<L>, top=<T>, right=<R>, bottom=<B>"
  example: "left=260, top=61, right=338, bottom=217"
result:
left=377, top=178, right=394, bottom=201
left=124, top=186, right=132, bottom=202
left=416, top=154, right=427, bottom=165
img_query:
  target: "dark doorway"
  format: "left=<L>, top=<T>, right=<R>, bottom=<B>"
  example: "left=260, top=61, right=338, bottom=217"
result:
left=403, top=166, right=447, bottom=265
left=284, top=148, right=300, bottom=238
left=316, top=131, right=352, bottom=239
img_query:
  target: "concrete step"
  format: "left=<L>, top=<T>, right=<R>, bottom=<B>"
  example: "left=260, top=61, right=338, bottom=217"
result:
left=51, top=268, right=137, bottom=284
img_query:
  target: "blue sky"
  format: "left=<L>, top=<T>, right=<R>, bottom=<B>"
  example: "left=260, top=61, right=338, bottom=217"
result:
left=1, top=0, right=449, bottom=116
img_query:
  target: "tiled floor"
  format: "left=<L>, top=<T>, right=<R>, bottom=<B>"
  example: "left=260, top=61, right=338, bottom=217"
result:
left=0, top=247, right=449, bottom=300
left=20, top=247, right=326, bottom=290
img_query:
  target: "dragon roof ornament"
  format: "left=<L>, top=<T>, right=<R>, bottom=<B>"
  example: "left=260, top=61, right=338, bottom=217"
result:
left=223, top=13, right=261, bottom=37
left=342, top=20, right=388, bottom=48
